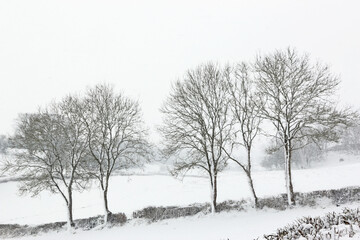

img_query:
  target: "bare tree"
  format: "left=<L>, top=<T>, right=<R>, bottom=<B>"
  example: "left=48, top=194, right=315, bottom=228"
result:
left=254, top=48, right=353, bottom=205
left=262, top=140, right=327, bottom=170
left=297, top=141, right=327, bottom=167
left=223, top=62, right=261, bottom=207
left=0, top=135, right=9, bottom=154
left=340, top=123, right=360, bottom=155
left=80, top=84, right=149, bottom=223
left=160, top=63, right=233, bottom=213
left=3, top=96, right=89, bottom=228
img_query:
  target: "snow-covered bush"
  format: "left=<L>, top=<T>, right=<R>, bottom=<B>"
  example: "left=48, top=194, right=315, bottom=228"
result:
left=0, top=222, right=66, bottom=238
left=217, top=200, right=247, bottom=212
left=73, top=212, right=126, bottom=230
left=0, top=212, right=127, bottom=238
left=107, top=213, right=127, bottom=226
left=132, top=204, right=209, bottom=221
left=260, top=208, right=360, bottom=239
left=297, top=187, right=360, bottom=206
left=132, top=200, right=248, bottom=222
left=257, top=187, right=360, bottom=211
left=258, top=194, right=288, bottom=210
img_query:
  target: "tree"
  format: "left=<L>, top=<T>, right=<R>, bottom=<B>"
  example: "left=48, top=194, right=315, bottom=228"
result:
left=254, top=48, right=353, bottom=205
left=297, top=141, right=327, bottom=167
left=4, top=96, right=89, bottom=228
left=340, top=123, right=360, bottom=155
left=261, top=141, right=326, bottom=170
left=160, top=63, right=233, bottom=213
left=80, top=84, right=149, bottom=223
left=0, top=135, right=9, bottom=154
left=223, top=62, right=261, bottom=207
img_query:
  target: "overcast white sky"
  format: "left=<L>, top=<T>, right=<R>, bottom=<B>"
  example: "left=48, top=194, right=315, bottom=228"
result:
left=0, top=0, right=359, bottom=141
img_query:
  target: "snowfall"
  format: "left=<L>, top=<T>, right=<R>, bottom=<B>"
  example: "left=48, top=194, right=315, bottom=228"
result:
left=0, top=153, right=359, bottom=240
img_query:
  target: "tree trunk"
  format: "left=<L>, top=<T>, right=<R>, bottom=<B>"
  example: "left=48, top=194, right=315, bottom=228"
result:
left=246, top=172, right=258, bottom=208
left=284, top=143, right=295, bottom=206
left=246, top=148, right=258, bottom=208
left=103, top=178, right=112, bottom=224
left=67, top=188, right=74, bottom=229
left=209, top=170, right=217, bottom=213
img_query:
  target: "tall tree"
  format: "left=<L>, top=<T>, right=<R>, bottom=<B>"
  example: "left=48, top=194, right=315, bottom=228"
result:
left=4, top=96, right=89, bottom=228
left=80, top=84, right=149, bottom=223
left=160, top=63, right=233, bottom=213
left=254, top=48, right=353, bottom=205
left=223, top=62, right=261, bottom=207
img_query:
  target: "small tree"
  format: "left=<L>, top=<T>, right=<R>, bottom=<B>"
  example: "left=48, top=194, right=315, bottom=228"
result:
left=254, top=48, right=353, bottom=205
left=4, top=96, right=89, bottom=228
left=223, top=62, right=261, bottom=207
left=160, top=63, right=233, bottom=213
left=80, top=84, right=149, bottom=223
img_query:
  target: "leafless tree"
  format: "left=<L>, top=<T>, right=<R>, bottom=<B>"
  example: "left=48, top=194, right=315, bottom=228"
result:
left=80, top=84, right=149, bottom=223
left=297, top=141, right=327, bottom=167
left=340, top=123, right=360, bottom=155
left=0, top=135, right=9, bottom=154
left=3, top=96, right=89, bottom=228
left=160, top=63, right=233, bottom=213
left=262, top=140, right=327, bottom=170
left=223, top=62, right=261, bottom=207
left=254, top=48, right=354, bottom=205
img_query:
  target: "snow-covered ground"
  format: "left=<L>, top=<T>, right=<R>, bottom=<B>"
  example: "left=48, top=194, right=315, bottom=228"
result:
left=11, top=204, right=360, bottom=240
left=0, top=155, right=359, bottom=239
left=0, top=159, right=359, bottom=225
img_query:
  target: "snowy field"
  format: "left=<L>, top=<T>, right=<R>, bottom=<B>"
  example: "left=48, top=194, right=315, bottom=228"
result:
left=0, top=154, right=359, bottom=239
left=0, top=159, right=359, bottom=226
left=11, top=203, right=360, bottom=240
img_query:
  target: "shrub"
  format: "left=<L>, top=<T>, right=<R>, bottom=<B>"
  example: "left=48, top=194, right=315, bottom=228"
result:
left=132, top=204, right=209, bottom=221
left=217, top=200, right=247, bottom=212
left=0, top=212, right=127, bottom=238
left=108, top=212, right=127, bottom=226
left=260, top=208, right=360, bottom=239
